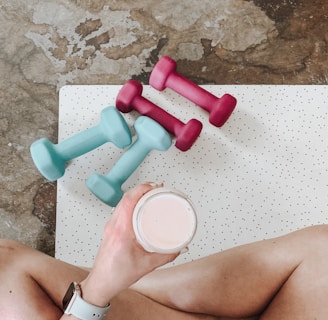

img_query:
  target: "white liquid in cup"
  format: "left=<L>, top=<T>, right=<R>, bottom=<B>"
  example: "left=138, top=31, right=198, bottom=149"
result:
left=132, top=187, right=197, bottom=253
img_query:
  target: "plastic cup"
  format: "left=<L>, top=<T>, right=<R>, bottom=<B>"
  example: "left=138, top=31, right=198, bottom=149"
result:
left=132, top=187, right=197, bottom=253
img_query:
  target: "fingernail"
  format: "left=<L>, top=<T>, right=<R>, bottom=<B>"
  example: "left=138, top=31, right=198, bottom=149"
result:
left=180, top=247, right=189, bottom=254
left=148, top=182, right=164, bottom=188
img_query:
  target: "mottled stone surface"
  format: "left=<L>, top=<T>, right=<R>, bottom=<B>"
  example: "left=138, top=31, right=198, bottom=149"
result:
left=0, top=0, right=327, bottom=255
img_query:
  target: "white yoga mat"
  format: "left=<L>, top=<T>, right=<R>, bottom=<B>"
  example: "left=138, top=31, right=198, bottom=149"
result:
left=56, top=85, right=328, bottom=267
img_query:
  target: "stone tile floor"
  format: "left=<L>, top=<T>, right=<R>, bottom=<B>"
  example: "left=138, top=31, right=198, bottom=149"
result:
left=0, top=0, right=327, bottom=256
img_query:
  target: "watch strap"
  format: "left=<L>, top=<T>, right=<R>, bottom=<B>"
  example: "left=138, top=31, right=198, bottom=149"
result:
left=64, top=283, right=110, bottom=320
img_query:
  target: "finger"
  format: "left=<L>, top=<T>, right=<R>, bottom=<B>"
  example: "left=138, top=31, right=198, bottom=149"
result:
left=116, top=182, right=163, bottom=213
left=127, top=182, right=163, bottom=201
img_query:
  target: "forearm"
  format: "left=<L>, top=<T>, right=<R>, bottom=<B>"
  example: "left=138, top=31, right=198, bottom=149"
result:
left=58, top=183, right=179, bottom=318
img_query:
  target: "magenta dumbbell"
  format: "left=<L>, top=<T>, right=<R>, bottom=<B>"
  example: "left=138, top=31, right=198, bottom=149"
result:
left=116, top=80, right=202, bottom=152
left=149, top=56, right=237, bottom=127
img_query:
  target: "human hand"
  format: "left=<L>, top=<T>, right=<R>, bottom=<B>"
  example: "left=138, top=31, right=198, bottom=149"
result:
left=80, top=183, right=180, bottom=307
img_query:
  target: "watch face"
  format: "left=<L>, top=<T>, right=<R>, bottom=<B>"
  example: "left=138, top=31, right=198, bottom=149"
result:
left=62, top=282, right=75, bottom=311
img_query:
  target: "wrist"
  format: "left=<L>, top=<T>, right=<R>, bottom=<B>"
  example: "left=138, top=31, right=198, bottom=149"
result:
left=62, top=282, right=110, bottom=320
left=80, top=277, right=114, bottom=307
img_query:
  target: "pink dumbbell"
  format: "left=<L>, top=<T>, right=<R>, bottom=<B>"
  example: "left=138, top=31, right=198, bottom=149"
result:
left=149, top=56, right=237, bottom=127
left=116, top=80, right=203, bottom=152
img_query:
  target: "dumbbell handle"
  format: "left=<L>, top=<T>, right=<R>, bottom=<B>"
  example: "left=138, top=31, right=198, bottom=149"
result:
left=165, top=73, right=217, bottom=112
left=56, top=125, right=108, bottom=161
left=132, top=95, right=185, bottom=136
left=105, top=138, right=154, bottom=186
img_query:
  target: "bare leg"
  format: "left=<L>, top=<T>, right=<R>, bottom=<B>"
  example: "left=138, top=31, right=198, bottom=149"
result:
left=0, top=240, right=217, bottom=320
left=132, top=225, right=328, bottom=319
left=0, top=239, right=89, bottom=319
left=2, top=225, right=328, bottom=319
left=260, top=230, right=328, bottom=319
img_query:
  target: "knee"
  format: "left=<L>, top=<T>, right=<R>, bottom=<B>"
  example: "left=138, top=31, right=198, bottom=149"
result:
left=301, top=225, right=328, bottom=254
left=0, top=239, right=24, bottom=251
left=0, top=239, right=28, bottom=266
left=306, top=224, right=328, bottom=240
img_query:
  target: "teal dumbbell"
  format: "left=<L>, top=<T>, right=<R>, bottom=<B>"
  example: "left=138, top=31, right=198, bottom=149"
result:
left=30, top=107, right=132, bottom=181
left=86, top=116, right=172, bottom=207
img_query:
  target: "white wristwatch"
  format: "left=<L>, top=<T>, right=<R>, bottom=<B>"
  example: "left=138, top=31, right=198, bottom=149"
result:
left=62, top=282, right=110, bottom=320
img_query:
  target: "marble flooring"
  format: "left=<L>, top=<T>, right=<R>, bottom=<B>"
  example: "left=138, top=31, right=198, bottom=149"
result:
left=0, top=0, right=327, bottom=256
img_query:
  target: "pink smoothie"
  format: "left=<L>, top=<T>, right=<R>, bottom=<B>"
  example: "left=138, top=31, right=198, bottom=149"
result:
left=133, top=188, right=197, bottom=253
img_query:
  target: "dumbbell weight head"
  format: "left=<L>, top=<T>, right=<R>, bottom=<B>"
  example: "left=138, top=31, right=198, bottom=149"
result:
left=30, top=107, right=131, bottom=181
left=133, top=116, right=172, bottom=151
left=149, top=56, right=177, bottom=91
left=86, top=173, right=122, bottom=207
left=116, top=80, right=144, bottom=113
left=30, top=138, right=66, bottom=181
left=175, top=119, right=203, bottom=151
left=210, top=94, right=237, bottom=127
left=99, top=107, right=132, bottom=148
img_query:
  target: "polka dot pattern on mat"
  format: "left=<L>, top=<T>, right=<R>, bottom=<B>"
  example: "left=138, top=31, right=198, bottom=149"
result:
left=56, top=85, right=328, bottom=267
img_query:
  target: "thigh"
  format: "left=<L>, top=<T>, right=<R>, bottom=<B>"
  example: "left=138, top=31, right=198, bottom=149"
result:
left=260, top=232, right=328, bottom=319
left=0, top=241, right=61, bottom=319
left=0, top=239, right=88, bottom=319
left=133, top=225, right=328, bottom=318
left=0, top=271, right=63, bottom=320
left=110, top=289, right=222, bottom=320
